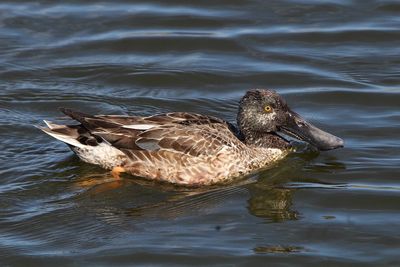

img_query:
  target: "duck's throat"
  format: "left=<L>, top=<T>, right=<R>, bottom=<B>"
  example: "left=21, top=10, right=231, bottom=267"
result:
left=242, top=130, right=290, bottom=150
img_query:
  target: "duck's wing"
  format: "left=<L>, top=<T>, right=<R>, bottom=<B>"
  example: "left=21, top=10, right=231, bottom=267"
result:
left=98, top=112, right=229, bottom=126
left=59, top=108, right=242, bottom=156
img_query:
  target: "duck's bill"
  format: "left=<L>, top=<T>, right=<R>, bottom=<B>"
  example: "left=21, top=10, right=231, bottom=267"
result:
left=279, top=111, right=344, bottom=151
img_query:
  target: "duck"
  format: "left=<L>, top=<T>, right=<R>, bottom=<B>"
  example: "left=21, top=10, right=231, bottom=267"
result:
left=39, top=89, right=343, bottom=186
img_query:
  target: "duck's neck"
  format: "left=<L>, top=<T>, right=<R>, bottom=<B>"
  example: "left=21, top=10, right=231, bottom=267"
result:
left=236, top=113, right=290, bottom=149
left=238, top=128, right=290, bottom=149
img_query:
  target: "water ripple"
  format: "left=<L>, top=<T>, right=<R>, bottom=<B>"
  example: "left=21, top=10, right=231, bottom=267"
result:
left=1, top=0, right=400, bottom=265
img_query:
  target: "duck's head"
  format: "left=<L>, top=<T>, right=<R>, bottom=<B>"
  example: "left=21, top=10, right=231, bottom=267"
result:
left=237, top=89, right=344, bottom=151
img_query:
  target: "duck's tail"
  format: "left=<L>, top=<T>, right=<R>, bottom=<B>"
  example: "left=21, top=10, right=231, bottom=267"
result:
left=38, top=120, right=126, bottom=169
left=37, top=120, right=86, bottom=148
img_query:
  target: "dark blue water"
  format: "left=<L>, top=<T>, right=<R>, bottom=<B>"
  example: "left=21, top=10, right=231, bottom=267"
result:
left=1, top=1, right=399, bottom=266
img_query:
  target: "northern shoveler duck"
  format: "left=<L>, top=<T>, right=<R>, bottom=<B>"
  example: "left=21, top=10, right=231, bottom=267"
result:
left=39, top=89, right=343, bottom=186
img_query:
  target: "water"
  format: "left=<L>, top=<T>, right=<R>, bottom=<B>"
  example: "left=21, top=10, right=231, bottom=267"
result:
left=1, top=0, right=399, bottom=266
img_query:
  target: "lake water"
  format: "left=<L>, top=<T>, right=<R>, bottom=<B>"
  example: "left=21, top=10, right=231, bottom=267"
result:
left=1, top=0, right=399, bottom=266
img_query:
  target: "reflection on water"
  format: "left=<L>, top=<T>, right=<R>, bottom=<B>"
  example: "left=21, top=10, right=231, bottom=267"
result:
left=247, top=187, right=297, bottom=222
left=76, top=154, right=333, bottom=225
left=72, top=178, right=299, bottom=235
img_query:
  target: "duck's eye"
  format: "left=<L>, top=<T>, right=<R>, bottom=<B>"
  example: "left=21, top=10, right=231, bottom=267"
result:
left=264, top=105, right=272, bottom=113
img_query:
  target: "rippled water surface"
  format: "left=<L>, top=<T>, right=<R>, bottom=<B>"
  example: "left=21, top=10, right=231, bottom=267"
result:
left=1, top=1, right=400, bottom=266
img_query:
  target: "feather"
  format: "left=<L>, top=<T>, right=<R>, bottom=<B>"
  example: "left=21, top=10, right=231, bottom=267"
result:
left=123, top=124, right=157, bottom=130
left=38, top=125, right=86, bottom=148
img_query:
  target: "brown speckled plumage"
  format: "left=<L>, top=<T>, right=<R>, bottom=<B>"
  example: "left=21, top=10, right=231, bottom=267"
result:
left=39, top=89, right=343, bottom=186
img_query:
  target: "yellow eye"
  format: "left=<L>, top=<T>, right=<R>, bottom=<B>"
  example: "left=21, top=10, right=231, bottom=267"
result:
left=264, top=105, right=272, bottom=113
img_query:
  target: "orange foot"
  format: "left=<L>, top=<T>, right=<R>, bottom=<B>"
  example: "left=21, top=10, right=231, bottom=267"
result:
left=112, top=166, right=126, bottom=180
left=73, top=166, right=126, bottom=192
left=76, top=177, right=105, bottom=188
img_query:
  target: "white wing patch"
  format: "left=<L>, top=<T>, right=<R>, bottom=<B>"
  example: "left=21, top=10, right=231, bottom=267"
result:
left=122, top=124, right=157, bottom=130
